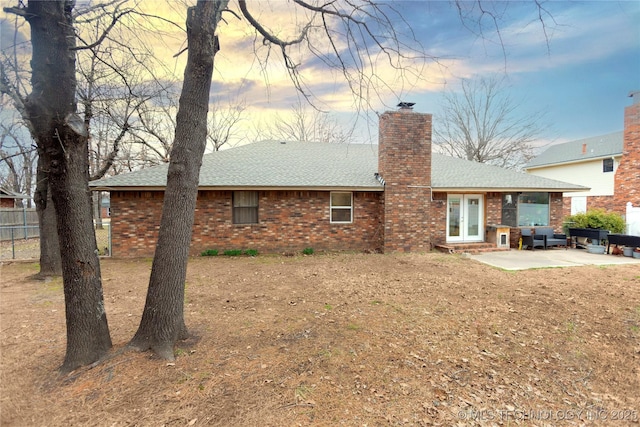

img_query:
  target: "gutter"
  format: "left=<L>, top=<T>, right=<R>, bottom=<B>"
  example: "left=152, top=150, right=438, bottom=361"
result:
left=525, top=153, right=622, bottom=171
left=432, top=186, right=590, bottom=193
left=90, top=185, right=385, bottom=192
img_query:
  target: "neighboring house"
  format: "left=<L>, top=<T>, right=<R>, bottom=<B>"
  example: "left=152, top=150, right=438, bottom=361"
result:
left=0, top=187, right=30, bottom=208
left=525, top=91, right=640, bottom=222
left=0, top=188, right=35, bottom=240
left=90, top=106, right=587, bottom=257
left=524, top=131, right=622, bottom=215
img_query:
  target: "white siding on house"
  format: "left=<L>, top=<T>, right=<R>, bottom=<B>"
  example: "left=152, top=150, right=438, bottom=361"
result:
left=527, top=157, right=618, bottom=197
left=627, top=202, right=640, bottom=236
left=571, top=196, right=587, bottom=214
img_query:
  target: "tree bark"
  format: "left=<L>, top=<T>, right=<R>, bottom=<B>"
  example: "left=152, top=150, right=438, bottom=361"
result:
left=26, top=0, right=111, bottom=372
left=34, top=159, right=62, bottom=277
left=129, top=0, right=226, bottom=359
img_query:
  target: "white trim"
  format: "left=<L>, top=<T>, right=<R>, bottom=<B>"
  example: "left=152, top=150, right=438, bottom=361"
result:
left=330, top=191, right=353, bottom=224
left=446, top=194, right=484, bottom=243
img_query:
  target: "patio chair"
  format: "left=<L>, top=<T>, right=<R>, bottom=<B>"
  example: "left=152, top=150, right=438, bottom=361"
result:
left=535, top=226, right=568, bottom=249
left=520, top=228, right=545, bottom=250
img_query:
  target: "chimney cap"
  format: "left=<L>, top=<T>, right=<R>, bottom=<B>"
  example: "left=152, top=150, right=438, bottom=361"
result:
left=397, top=102, right=415, bottom=110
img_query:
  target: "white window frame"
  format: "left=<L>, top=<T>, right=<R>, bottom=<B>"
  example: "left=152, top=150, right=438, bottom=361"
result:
left=330, top=192, right=353, bottom=224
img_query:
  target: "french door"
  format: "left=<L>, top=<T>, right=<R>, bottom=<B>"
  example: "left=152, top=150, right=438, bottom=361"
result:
left=447, top=194, right=484, bottom=242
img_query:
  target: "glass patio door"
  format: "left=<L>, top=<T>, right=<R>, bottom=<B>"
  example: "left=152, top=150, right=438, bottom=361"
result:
left=447, top=194, right=484, bottom=242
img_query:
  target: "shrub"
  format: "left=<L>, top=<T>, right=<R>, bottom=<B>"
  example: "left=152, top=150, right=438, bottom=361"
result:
left=223, top=249, right=243, bottom=256
left=563, top=208, right=625, bottom=234
left=302, top=247, right=314, bottom=255
left=201, top=249, right=218, bottom=257
left=244, top=249, right=258, bottom=257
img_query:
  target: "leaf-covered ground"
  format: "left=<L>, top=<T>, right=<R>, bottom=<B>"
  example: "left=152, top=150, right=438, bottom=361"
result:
left=1, top=253, right=639, bottom=426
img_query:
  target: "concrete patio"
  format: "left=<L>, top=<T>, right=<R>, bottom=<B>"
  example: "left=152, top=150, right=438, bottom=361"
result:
left=468, top=247, right=640, bottom=270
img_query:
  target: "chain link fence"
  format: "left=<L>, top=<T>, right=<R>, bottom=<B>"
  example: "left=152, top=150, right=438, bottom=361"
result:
left=0, top=223, right=111, bottom=261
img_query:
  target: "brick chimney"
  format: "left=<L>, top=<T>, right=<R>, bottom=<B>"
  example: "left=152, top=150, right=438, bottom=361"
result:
left=614, top=91, right=640, bottom=210
left=378, top=103, right=432, bottom=252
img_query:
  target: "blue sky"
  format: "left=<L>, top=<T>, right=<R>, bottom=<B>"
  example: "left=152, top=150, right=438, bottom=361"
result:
left=392, top=1, right=640, bottom=144
left=1, top=1, right=638, bottom=149
left=201, top=1, right=640, bottom=147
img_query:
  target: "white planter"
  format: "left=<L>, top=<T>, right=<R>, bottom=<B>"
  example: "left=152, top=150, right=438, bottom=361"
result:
left=623, top=247, right=634, bottom=257
left=633, top=251, right=640, bottom=259
left=587, top=244, right=606, bottom=254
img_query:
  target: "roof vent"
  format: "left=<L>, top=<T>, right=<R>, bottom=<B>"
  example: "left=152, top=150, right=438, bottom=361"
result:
left=397, top=102, right=415, bottom=111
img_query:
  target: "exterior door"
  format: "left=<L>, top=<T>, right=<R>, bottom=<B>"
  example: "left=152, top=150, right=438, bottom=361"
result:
left=447, top=194, right=484, bottom=242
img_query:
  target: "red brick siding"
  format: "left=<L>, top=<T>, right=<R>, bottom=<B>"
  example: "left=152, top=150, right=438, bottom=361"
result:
left=429, top=192, right=447, bottom=246
left=378, top=110, right=432, bottom=252
left=549, top=193, right=564, bottom=232
left=614, top=100, right=640, bottom=211
left=510, top=227, right=522, bottom=249
left=562, top=197, right=571, bottom=219
left=110, top=190, right=383, bottom=257
left=485, top=192, right=502, bottom=225
left=585, top=195, right=615, bottom=212
left=110, top=191, right=163, bottom=257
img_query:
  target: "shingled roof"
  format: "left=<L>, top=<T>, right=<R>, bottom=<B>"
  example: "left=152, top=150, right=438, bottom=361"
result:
left=431, top=154, right=586, bottom=191
left=525, top=131, right=623, bottom=169
left=90, top=140, right=587, bottom=192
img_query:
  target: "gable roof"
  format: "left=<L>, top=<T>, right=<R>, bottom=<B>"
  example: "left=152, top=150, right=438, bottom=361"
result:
left=90, top=140, right=587, bottom=192
left=525, top=131, right=623, bottom=169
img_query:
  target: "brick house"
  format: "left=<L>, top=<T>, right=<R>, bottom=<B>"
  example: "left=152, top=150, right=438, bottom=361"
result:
left=525, top=91, right=640, bottom=223
left=91, top=106, right=586, bottom=257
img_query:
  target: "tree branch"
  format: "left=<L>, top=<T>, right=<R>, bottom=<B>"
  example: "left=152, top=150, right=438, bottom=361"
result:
left=238, top=0, right=312, bottom=48
left=89, top=121, right=128, bottom=180
left=2, top=6, right=28, bottom=17
left=72, top=8, right=134, bottom=51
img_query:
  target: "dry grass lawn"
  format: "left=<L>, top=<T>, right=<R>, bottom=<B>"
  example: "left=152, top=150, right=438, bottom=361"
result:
left=1, top=253, right=639, bottom=426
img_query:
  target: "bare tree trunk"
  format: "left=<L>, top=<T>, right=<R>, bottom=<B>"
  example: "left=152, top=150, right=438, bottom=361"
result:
left=34, top=159, right=61, bottom=277
left=26, top=0, right=111, bottom=372
left=129, top=0, right=225, bottom=360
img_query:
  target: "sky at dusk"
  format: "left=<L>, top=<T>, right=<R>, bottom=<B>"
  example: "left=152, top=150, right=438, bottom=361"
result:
left=1, top=1, right=639, bottom=149
left=197, top=1, right=640, bottom=147
left=396, top=1, right=640, bottom=144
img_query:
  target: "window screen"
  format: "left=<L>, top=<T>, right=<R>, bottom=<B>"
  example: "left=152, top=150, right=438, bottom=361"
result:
left=233, top=191, right=258, bottom=224
left=330, top=192, right=353, bottom=223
